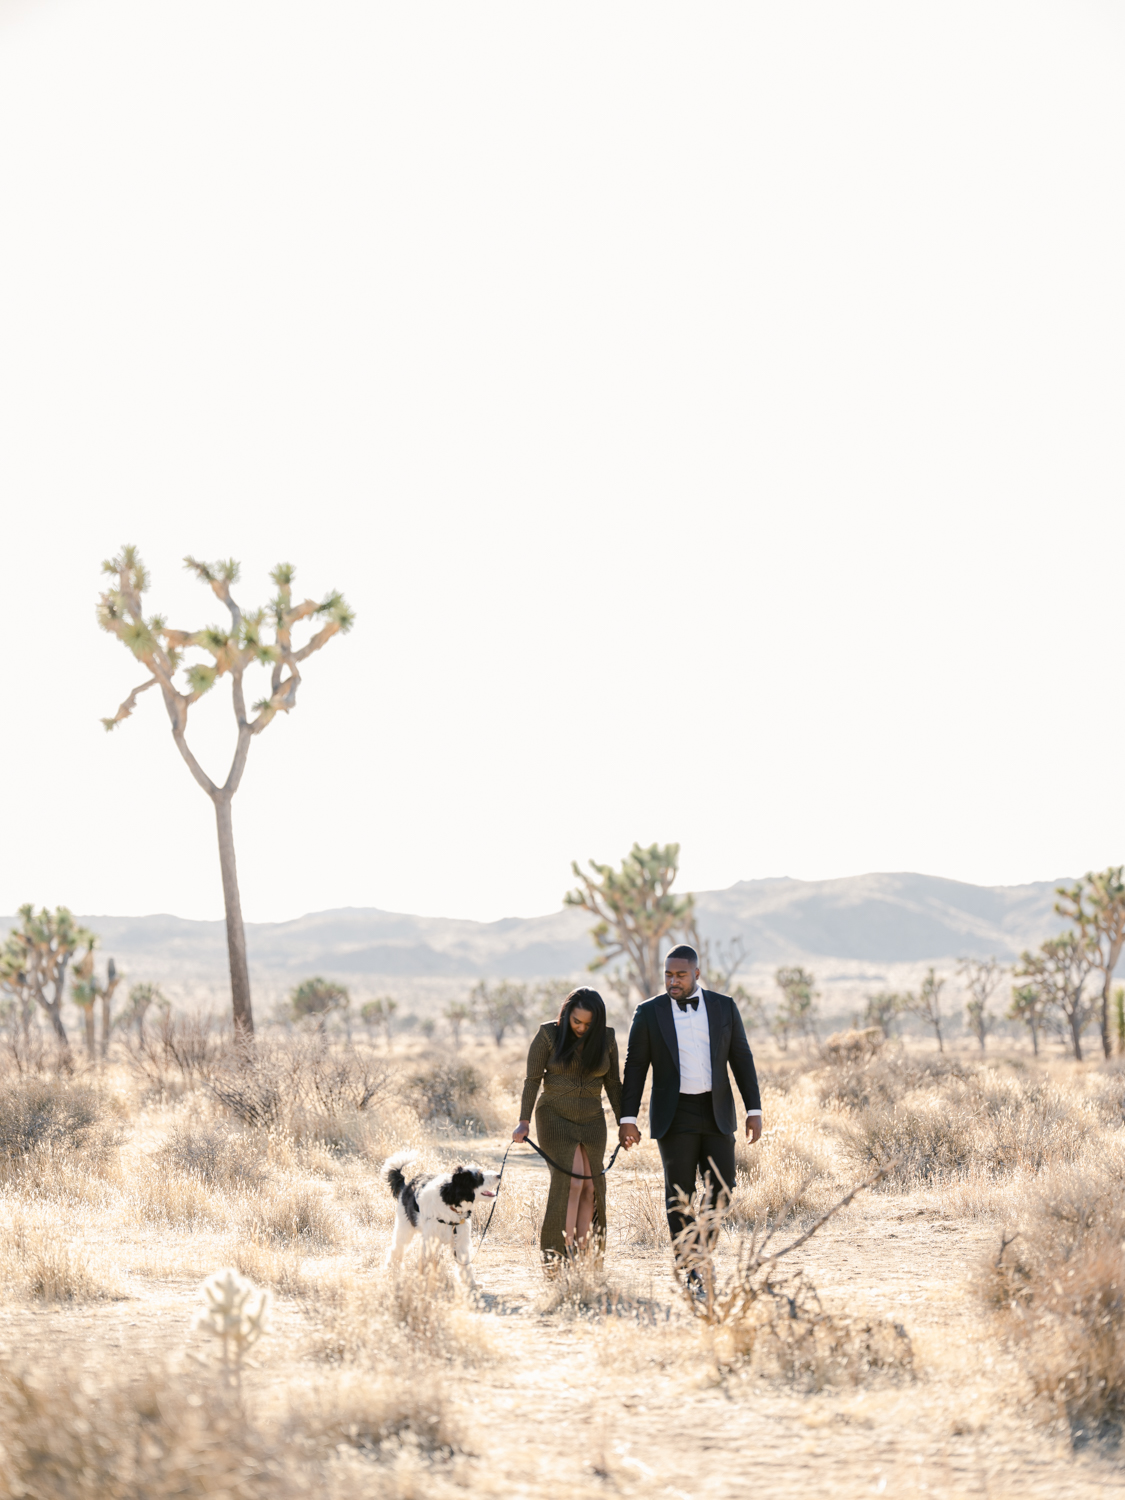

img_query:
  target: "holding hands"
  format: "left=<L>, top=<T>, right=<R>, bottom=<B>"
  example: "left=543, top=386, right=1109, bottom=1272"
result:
left=618, top=1123, right=641, bottom=1149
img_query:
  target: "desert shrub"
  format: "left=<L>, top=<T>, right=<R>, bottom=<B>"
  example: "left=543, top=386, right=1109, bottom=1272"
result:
left=0, top=1078, right=101, bottom=1157
left=838, top=1066, right=1095, bottom=1185
left=0, top=1364, right=298, bottom=1500
left=288, top=1367, right=458, bottom=1457
left=0, top=1216, right=115, bottom=1303
left=155, top=1120, right=268, bottom=1190
left=129, top=1165, right=229, bottom=1230
left=727, top=1125, right=828, bottom=1225
left=536, top=1240, right=641, bottom=1320
left=207, top=1037, right=387, bottom=1149
left=614, top=1170, right=668, bottom=1247
left=240, top=1182, right=341, bottom=1248
left=410, top=1062, right=492, bottom=1134
left=717, top=1271, right=915, bottom=1389
left=123, top=1011, right=230, bottom=1097
left=817, top=1050, right=972, bottom=1112
left=981, top=1164, right=1125, bottom=1441
left=309, top=1256, right=488, bottom=1367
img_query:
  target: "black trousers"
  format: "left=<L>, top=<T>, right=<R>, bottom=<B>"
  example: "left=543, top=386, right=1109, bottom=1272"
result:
left=656, top=1092, right=736, bottom=1253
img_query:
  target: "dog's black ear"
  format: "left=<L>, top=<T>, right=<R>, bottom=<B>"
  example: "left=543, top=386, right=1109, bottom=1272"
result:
left=452, top=1164, right=464, bottom=1175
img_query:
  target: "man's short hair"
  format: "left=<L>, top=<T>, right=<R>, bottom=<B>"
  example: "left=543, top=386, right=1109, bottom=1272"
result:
left=665, top=944, right=699, bottom=965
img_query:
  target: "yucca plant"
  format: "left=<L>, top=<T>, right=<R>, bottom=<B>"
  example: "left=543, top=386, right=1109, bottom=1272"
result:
left=97, top=547, right=353, bottom=1035
left=192, top=1268, right=271, bottom=1387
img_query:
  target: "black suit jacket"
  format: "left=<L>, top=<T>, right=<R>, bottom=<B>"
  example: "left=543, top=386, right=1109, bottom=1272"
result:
left=620, top=990, right=761, bottom=1140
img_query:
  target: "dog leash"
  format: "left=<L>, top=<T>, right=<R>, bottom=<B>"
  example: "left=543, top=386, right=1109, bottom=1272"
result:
left=473, top=1135, right=624, bottom=1259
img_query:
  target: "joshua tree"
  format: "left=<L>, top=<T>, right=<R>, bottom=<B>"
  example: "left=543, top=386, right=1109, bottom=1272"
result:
left=957, top=956, right=1003, bottom=1054
left=360, top=996, right=397, bottom=1049
left=1007, top=983, right=1048, bottom=1056
left=862, top=991, right=904, bottom=1038
left=3, top=906, right=94, bottom=1047
left=97, top=547, right=353, bottom=1036
left=1014, top=932, right=1098, bottom=1061
left=565, top=842, right=695, bottom=1001
left=1055, top=868, right=1125, bottom=1061
left=772, top=966, right=819, bottom=1051
left=291, top=978, right=350, bottom=1030
left=471, top=980, right=529, bottom=1046
left=443, top=1000, right=471, bottom=1050
left=0, top=937, right=37, bottom=1042
left=900, top=968, right=947, bottom=1052
left=120, top=981, right=169, bottom=1040
left=72, top=950, right=124, bottom=1061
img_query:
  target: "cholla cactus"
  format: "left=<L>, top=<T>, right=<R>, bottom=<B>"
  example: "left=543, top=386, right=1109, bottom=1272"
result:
left=192, top=1268, right=271, bottom=1381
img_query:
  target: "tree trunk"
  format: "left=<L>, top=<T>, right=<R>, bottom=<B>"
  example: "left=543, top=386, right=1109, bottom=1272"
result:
left=1070, top=1011, right=1083, bottom=1061
left=934, top=1018, right=944, bottom=1053
left=1030, top=1021, right=1039, bottom=1057
left=40, top=1000, right=68, bottom=1045
left=215, top=794, right=254, bottom=1037
left=100, top=996, right=111, bottom=1059
left=83, top=1007, right=96, bottom=1060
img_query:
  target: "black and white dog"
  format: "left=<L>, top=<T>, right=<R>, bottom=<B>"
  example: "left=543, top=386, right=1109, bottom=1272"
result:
left=382, top=1149, right=500, bottom=1285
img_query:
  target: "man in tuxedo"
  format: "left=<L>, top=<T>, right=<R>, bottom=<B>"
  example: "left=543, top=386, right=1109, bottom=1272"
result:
left=619, top=944, right=762, bottom=1281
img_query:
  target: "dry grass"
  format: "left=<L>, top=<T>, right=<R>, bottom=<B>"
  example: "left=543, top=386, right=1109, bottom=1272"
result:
left=0, top=1029, right=1120, bottom=1494
left=979, top=1155, right=1125, bottom=1442
left=0, top=1363, right=300, bottom=1500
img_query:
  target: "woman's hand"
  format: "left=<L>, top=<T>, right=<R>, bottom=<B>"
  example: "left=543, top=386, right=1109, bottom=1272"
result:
left=512, top=1120, right=530, bottom=1143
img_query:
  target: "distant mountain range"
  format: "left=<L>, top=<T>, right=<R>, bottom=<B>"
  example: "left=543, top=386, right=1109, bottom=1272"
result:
left=1, top=872, right=1069, bottom=989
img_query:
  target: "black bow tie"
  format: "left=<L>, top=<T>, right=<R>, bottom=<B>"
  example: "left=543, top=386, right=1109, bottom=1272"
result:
left=675, top=996, right=700, bottom=1012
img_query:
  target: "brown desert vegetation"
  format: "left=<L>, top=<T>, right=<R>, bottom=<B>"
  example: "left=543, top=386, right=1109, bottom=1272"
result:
left=0, top=1020, right=1118, bottom=1496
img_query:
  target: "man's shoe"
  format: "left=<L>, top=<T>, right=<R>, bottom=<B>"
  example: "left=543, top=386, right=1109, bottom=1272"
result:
left=685, top=1269, right=707, bottom=1301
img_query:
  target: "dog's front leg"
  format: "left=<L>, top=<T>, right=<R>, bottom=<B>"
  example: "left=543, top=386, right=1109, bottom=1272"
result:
left=453, top=1221, right=476, bottom=1288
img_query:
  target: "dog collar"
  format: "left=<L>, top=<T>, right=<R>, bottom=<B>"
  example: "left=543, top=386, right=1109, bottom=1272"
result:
left=436, top=1209, right=471, bottom=1227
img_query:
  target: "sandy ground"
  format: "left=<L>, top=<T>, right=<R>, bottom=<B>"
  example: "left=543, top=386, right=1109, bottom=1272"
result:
left=3, top=1124, right=1123, bottom=1500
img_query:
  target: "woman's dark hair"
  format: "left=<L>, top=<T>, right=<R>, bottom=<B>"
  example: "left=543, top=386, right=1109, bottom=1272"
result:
left=552, top=987, right=607, bottom=1070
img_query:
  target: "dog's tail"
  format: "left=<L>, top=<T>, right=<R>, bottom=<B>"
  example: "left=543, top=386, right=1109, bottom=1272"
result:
left=382, top=1148, right=419, bottom=1201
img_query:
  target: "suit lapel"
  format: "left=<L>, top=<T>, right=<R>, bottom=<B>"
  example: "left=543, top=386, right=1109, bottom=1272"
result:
left=703, top=990, right=722, bottom=1074
left=654, top=994, right=679, bottom=1077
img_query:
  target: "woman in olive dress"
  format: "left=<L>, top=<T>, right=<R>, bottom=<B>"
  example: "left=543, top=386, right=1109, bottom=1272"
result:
left=513, top=987, right=623, bottom=1263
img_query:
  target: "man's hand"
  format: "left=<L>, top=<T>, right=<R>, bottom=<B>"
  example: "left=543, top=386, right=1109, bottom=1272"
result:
left=512, top=1121, right=530, bottom=1143
left=619, top=1123, right=641, bottom=1150
left=745, top=1114, right=763, bottom=1144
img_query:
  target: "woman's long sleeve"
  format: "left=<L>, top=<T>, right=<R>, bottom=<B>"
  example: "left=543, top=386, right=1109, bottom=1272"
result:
left=604, top=1032, right=624, bottom=1123
left=519, top=1027, right=552, bottom=1120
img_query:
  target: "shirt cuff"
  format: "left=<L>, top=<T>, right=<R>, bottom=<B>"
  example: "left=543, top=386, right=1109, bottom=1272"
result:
left=620, top=1116, right=637, bottom=1125
left=746, top=1109, right=762, bottom=1116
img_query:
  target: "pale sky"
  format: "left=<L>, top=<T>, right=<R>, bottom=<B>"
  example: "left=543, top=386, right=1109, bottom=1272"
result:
left=2, top=1, right=1123, bottom=924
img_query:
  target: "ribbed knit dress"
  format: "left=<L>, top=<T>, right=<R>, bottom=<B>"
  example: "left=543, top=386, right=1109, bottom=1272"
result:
left=519, top=1022, right=624, bottom=1261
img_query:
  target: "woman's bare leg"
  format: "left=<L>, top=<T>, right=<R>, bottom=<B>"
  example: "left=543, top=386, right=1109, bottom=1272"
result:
left=564, top=1145, right=586, bottom=1250
left=575, top=1146, right=596, bottom=1247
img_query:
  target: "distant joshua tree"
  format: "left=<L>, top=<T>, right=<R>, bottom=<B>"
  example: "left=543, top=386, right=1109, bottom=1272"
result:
left=471, top=981, right=529, bottom=1047
left=862, top=991, right=904, bottom=1039
left=565, top=842, right=695, bottom=1001
left=119, top=981, right=169, bottom=1041
left=360, top=996, right=397, bottom=1049
left=72, top=948, right=124, bottom=1060
left=1, top=906, right=94, bottom=1048
left=444, top=1001, right=471, bottom=1050
left=957, top=956, right=1003, bottom=1054
left=1055, top=868, right=1125, bottom=1060
left=772, top=966, right=819, bottom=1051
left=97, top=547, right=353, bottom=1037
left=1014, top=932, right=1098, bottom=1061
left=291, top=978, right=350, bottom=1029
left=900, top=968, right=948, bottom=1053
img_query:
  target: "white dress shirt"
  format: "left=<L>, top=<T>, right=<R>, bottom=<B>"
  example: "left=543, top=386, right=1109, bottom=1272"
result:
left=621, top=986, right=763, bottom=1124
